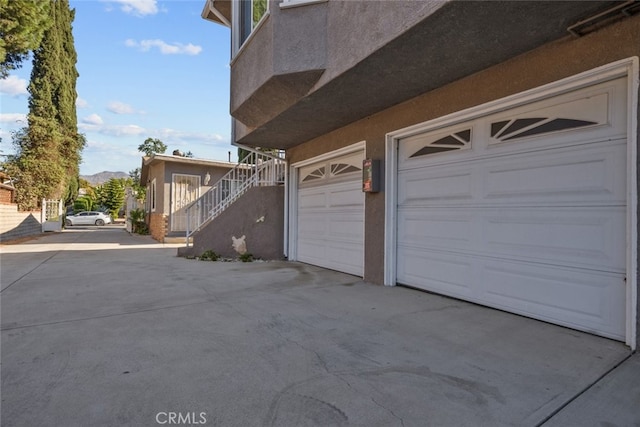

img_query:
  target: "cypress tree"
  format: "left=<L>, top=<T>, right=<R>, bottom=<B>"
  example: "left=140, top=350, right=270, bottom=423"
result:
left=6, top=0, right=84, bottom=210
left=0, top=0, right=52, bottom=78
left=56, top=0, right=84, bottom=203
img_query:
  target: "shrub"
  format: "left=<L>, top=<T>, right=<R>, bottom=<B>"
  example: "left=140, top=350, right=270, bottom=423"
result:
left=199, top=250, right=219, bottom=261
left=129, top=208, right=147, bottom=234
left=74, top=195, right=93, bottom=213
left=239, top=252, right=254, bottom=262
left=134, top=223, right=149, bottom=235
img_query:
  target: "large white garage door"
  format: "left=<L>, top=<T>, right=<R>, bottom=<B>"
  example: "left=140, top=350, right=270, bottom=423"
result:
left=297, top=151, right=365, bottom=276
left=396, top=77, right=628, bottom=340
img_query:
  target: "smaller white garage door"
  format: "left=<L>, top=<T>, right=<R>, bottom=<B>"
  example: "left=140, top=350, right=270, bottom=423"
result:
left=296, top=151, right=365, bottom=276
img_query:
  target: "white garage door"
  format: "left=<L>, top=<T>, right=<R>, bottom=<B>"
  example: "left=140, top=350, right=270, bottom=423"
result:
left=296, top=151, right=365, bottom=276
left=396, top=77, right=628, bottom=340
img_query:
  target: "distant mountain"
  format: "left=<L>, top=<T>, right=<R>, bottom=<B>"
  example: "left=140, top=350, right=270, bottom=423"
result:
left=80, top=171, right=128, bottom=186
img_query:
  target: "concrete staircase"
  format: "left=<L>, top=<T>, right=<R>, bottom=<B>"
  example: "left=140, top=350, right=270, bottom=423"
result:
left=184, top=147, right=285, bottom=244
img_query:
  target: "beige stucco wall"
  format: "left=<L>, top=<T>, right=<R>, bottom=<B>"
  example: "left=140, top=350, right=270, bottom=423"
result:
left=145, top=160, right=235, bottom=240
left=145, top=161, right=165, bottom=239
left=286, top=15, right=640, bottom=286
left=178, top=186, right=285, bottom=260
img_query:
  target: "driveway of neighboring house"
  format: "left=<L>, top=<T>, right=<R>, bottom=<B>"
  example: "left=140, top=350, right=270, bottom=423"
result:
left=1, top=228, right=638, bottom=427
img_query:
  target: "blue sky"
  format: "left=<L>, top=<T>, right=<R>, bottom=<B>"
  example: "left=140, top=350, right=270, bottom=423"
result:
left=0, top=0, right=233, bottom=176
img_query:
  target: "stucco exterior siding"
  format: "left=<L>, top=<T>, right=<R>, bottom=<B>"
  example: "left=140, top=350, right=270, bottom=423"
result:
left=230, top=0, right=447, bottom=142
left=178, top=186, right=285, bottom=260
left=231, top=1, right=618, bottom=148
left=141, top=155, right=236, bottom=241
left=321, top=0, right=444, bottom=86
left=286, top=14, right=640, bottom=287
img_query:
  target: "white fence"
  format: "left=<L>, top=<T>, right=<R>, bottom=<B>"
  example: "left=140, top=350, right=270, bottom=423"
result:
left=42, top=199, right=63, bottom=232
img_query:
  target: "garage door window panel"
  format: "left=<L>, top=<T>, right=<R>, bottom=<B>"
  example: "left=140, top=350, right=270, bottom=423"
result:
left=300, top=166, right=325, bottom=183
left=300, top=157, right=362, bottom=187
left=409, top=128, right=472, bottom=158
left=330, top=163, right=360, bottom=176
left=489, top=90, right=610, bottom=145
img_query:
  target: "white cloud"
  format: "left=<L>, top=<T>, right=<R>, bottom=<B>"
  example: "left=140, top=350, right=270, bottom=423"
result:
left=0, top=113, right=27, bottom=124
left=105, top=124, right=146, bottom=136
left=103, top=0, right=158, bottom=16
left=76, top=97, right=89, bottom=108
left=79, top=122, right=146, bottom=137
left=0, top=114, right=27, bottom=155
left=0, top=75, right=28, bottom=97
left=125, top=39, right=202, bottom=55
left=85, top=138, right=138, bottom=156
left=82, top=114, right=104, bottom=125
left=107, top=101, right=136, bottom=115
left=77, top=124, right=232, bottom=174
left=0, top=129, right=13, bottom=145
left=156, top=128, right=225, bottom=143
left=81, top=138, right=142, bottom=175
left=78, top=122, right=226, bottom=145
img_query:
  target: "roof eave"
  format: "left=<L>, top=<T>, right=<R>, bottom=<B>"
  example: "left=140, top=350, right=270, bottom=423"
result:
left=201, top=0, right=231, bottom=27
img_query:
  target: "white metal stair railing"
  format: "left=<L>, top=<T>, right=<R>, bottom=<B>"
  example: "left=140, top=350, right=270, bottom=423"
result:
left=185, top=149, right=285, bottom=246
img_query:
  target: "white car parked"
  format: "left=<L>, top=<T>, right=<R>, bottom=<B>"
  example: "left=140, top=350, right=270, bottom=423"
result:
left=65, top=211, right=112, bottom=226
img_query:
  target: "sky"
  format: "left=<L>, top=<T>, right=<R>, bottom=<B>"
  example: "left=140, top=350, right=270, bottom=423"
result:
left=0, top=0, right=234, bottom=176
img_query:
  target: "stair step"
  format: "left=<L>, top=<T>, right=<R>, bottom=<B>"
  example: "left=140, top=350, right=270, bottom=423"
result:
left=164, top=236, right=193, bottom=244
left=185, top=154, right=285, bottom=239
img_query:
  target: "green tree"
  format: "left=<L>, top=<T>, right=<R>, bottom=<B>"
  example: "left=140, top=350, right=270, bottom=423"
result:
left=0, top=0, right=52, bottom=78
left=101, top=178, right=125, bottom=218
left=129, top=167, right=146, bottom=200
left=138, top=138, right=167, bottom=157
left=238, top=147, right=251, bottom=163
left=51, top=0, right=84, bottom=205
left=252, top=0, right=267, bottom=28
left=237, top=146, right=278, bottom=164
left=78, top=177, right=96, bottom=200
left=93, top=183, right=107, bottom=210
left=73, top=195, right=93, bottom=212
left=3, top=123, right=66, bottom=210
left=4, top=0, right=84, bottom=210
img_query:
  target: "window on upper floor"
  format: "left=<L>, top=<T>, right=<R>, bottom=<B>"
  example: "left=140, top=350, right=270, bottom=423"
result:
left=238, top=0, right=268, bottom=46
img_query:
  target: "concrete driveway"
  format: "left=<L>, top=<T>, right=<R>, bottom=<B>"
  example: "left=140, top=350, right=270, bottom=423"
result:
left=1, top=228, right=637, bottom=427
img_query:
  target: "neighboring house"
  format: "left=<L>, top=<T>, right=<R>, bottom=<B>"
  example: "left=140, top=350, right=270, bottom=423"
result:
left=0, top=171, right=43, bottom=241
left=140, top=154, right=236, bottom=242
left=201, top=1, right=640, bottom=349
left=0, top=172, right=15, bottom=205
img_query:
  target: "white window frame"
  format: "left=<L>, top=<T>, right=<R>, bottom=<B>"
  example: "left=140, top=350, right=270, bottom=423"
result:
left=145, top=184, right=150, bottom=212
left=384, top=57, right=639, bottom=350
left=231, top=0, right=270, bottom=57
left=279, top=0, right=327, bottom=10
left=150, top=178, right=157, bottom=213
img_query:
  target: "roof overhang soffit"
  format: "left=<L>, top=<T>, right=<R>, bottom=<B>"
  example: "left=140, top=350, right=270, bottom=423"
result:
left=201, top=0, right=231, bottom=27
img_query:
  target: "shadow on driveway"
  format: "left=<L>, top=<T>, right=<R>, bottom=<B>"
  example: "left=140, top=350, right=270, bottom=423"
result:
left=0, top=228, right=634, bottom=426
